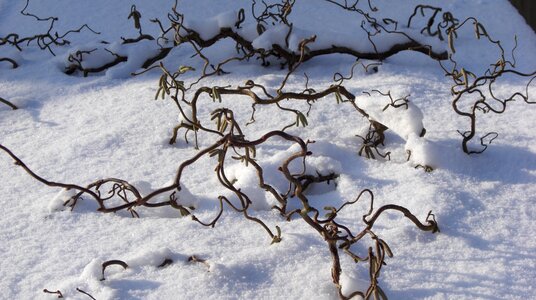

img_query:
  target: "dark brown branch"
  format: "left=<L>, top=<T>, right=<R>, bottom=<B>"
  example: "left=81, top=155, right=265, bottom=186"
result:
left=100, top=260, right=128, bottom=281
left=0, top=144, right=101, bottom=200
left=0, top=57, right=19, bottom=68
left=0, top=97, right=18, bottom=110
left=76, top=288, right=96, bottom=300
left=142, top=47, right=173, bottom=68
left=43, top=289, right=63, bottom=298
left=364, top=204, right=439, bottom=233
left=441, top=17, right=536, bottom=153
left=178, top=26, right=447, bottom=67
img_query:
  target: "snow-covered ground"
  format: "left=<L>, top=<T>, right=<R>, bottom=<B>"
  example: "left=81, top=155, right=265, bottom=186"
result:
left=1, top=0, right=535, bottom=299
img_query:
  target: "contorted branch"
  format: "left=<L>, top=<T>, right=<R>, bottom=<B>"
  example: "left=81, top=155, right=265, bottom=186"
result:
left=64, top=49, right=128, bottom=77
left=177, top=26, right=447, bottom=67
left=442, top=17, right=536, bottom=154
left=323, top=0, right=448, bottom=59
left=0, top=97, right=18, bottom=110
left=0, top=0, right=99, bottom=56
left=56, top=0, right=449, bottom=78
left=63, top=6, right=172, bottom=77
left=356, top=123, right=390, bottom=160
left=42, top=289, right=63, bottom=298
left=276, top=145, right=439, bottom=299
left=0, top=106, right=438, bottom=299
left=407, top=4, right=459, bottom=41
left=172, top=2, right=447, bottom=71
left=0, top=144, right=100, bottom=199
left=160, top=64, right=382, bottom=149
left=0, top=1, right=442, bottom=298
left=100, top=260, right=128, bottom=281
left=0, top=57, right=19, bottom=69
left=156, top=31, right=394, bottom=153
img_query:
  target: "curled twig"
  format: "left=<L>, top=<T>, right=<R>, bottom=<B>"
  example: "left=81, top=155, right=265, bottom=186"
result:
left=100, top=260, right=129, bottom=281
left=76, top=288, right=96, bottom=300
left=43, top=289, right=63, bottom=298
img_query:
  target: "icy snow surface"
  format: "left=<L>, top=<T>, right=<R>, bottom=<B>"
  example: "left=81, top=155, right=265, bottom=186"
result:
left=1, top=0, right=536, bottom=299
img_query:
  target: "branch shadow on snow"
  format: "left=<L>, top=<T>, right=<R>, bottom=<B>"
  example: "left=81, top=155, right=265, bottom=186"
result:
left=107, top=279, right=161, bottom=299
left=8, top=98, right=61, bottom=127
left=390, top=277, right=505, bottom=300
left=431, top=139, right=536, bottom=184
left=419, top=140, right=536, bottom=249
left=379, top=141, right=536, bottom=299
left=387, top=245, right=536, bottom=300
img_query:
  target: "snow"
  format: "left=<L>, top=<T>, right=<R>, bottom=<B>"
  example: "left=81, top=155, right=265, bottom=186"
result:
left=106, top=41, right=161, bottom=79
left=358, top=91, right=425, bottom=140
left=180, top=0, right=447, bottom=56
left=404, top=133, right=441, bottom=169
left=1, top=0, right=536, bottom=299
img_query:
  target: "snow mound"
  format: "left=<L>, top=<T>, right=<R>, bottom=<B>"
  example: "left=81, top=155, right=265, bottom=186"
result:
left=182, top=10, right=240, bottom=40
left=44, top=248, right=181, bottom=300
left=136, top=179, right=199, bottom=218
left=404, top=133, right=442, bottom=169
left=48, top=188, right=77, bottom=212
left=358, top=92, right=425, bottom=140
left=222, top=142, right=343, bottom=211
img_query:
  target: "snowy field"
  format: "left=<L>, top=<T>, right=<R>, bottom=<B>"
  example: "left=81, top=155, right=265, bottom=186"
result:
left=1, top=0, right=535, bottom=299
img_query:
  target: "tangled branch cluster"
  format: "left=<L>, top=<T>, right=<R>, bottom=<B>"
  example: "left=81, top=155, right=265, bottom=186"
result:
left=0, top=120, right=439, bottom=299
left=1, top=0, right=98, bottom=109
left=441, top=18, right=536, bottom=153
left=0, top=0, right=98, bottom=59
left=1, top=0, right=535, bottom=299
left=3, top=1, right=535, bottom=154
left=1, top=3, right=442, bottom=295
